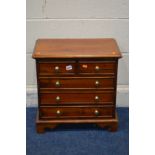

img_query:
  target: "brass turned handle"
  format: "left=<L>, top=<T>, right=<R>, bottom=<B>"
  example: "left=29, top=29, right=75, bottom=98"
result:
left=95, top=96, right=99, bottom=101
left=56, top=110, right=61, bottom=116
left=56, top=96, right=60, bottom=102
left=95, top=80, right=100, bottom=86
left=95, top=66, right=100, bottom=71
left=94, top=110, right=99, bottom=116
left=55, top=81, right=60, bottom=87
left=55, top=66, right=59, bottom=72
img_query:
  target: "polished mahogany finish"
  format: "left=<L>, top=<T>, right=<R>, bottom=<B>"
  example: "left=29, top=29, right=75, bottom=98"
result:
left=32, top=39, right=121, bottom=58
left=38, top=61, right=76, bottom=76
left=40, top=106, right=114, bottom=119
left=39, top=77, right=115, bottom=89
left=39, top=91, right=114, bottom=105
left=32, top=38, right=122, bottom=133
left=79, top=61, right=116, bottom=74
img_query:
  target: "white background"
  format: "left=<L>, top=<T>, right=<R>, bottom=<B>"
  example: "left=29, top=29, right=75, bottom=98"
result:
left=0, top=0, right=155, bottom=155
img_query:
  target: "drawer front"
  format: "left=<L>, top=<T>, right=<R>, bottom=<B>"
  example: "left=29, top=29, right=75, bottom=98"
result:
left=38, top=61, right=76, bottom=75
left=39, top=77, right=115, bottom=89
left=79, top=61, right=116, bottom=74
left=40, top=91, right=114, bottom=105
left=40, top=106, right=114, bottom=119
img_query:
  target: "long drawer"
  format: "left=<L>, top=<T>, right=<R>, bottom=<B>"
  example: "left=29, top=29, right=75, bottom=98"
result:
left=39, top=91, right=114, bottom=105
left=40, top=106, right=114, bottom=119
left=39, top=77, right=115, bottom=89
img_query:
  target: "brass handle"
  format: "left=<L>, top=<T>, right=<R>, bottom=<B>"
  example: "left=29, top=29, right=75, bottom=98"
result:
left=56, top=110, right=61, bottom=116
left=95, top=66, right=100, bottom=71
left=56, top=96, right=60, bottom=102
left=94, top=110, right=99, bottom=116
left=95, top=96, right=99, bottom=101
left=55, top=66, right=59, bottom=72
left=95, top=80, right=100, bottom=87
left=55, top=81, right=60, bottom=87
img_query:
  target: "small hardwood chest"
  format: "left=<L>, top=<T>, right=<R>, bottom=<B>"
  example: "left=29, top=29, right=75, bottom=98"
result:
left=32, top=39, right=122, bottom=133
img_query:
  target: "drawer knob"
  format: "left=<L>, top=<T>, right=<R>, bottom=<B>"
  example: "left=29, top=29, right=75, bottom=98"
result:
left=56, top=110, right=61, bottom=116
left=56, top=96, right=60, bottom=102
left=95, top=80, right=100, bottom=86
left=95, top=66, right=100, bottom=71
left=95, top=96, right=99, bottom=101
left=55, top=66, right=59, bottom=72
left=55, top=81, right=60, bottom=87
left=94, top=110, right=99, bottom=116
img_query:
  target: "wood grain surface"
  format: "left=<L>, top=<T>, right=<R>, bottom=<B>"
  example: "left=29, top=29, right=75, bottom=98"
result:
left=32, top=39, right=122, bottom=58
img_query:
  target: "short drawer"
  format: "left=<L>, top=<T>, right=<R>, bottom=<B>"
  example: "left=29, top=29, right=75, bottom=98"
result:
left=40, top=106, right=114, bottom=119
left=79, top=61, right=116, bottom=74
left=40, top=91, right=114, bottom=105
left=38, top=61, right=76, bottom=75
left=39, top=77, right=115, bottom=89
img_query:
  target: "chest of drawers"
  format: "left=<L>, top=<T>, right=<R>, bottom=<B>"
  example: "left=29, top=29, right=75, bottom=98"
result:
left=32, top=39, right=122, bottom=133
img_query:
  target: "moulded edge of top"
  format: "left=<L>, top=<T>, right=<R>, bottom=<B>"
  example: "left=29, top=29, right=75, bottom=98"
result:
left=32, top=38, right=122, bottom=59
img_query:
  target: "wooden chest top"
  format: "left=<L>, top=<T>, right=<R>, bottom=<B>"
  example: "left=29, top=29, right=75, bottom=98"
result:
left=32, top=38, right=122, bottom=59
